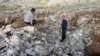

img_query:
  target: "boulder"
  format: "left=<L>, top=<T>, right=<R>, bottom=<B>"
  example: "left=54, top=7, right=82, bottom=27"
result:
left=10, top=35, right=20, bottom=46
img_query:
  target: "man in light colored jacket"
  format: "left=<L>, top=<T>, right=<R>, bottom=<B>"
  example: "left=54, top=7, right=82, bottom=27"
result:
left=23, top=8, right=36, bottom=26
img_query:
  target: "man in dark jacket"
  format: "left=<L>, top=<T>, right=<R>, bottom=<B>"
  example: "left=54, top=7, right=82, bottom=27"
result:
left=60, top=15, right=68, bottom=42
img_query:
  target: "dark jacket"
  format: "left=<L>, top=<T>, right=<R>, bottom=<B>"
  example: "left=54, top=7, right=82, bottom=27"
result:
left=61, top=19, right=67, bottom=29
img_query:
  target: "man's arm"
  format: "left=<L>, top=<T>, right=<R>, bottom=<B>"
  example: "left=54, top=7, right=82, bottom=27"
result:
left=30, top=15, right=35, bottom=25
left=30, top=16, right=33, bottom=25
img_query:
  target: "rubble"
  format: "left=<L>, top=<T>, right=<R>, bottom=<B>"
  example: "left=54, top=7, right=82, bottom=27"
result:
left=0, top=22, right=86, bottom=56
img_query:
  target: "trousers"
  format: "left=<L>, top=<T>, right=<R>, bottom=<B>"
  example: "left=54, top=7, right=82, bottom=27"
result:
left=25, top=20, right=36, bottom=26
left=61, top=28, right=66, bottom=42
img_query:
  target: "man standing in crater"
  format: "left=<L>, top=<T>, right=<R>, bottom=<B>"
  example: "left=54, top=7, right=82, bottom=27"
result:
left=60, top=15, right=68, bottom=42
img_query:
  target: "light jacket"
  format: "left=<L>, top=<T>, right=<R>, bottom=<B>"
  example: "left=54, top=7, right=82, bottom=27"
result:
left=23, top=10, right=35, bottom=25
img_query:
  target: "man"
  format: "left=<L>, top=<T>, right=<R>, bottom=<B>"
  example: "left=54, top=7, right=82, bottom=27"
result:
left=60, top=15, right=68, bottom=42
left=23, top=8, right=36, bottom=26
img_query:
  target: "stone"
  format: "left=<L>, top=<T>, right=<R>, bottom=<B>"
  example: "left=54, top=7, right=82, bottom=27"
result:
left=4, top=37, right=10, bottom=43
left=27, top=54, right=33, bottom=56
left=7, top=48, right=18, bottom=56
left=0, top=43, right=6, bottom=50
left=2, top=25, right=12, bottom=33
left=19, top=51, right=26, bottom=56
left=35, top=45, right=47, bottom=55
left=23, top=26, right=35, bottom=34
left=25, top=48, right=35, bottom=55
left=10, top=35, right=20, bottom=46
left=34, top=40, right=41, bottom=45
left=63, top=54, right=69, bottom=56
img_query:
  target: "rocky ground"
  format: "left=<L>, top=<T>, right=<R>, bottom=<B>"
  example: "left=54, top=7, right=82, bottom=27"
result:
left=0, top=21, right=85, bottom=56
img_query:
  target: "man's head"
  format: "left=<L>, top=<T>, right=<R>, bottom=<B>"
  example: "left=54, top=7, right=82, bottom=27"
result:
left=31, top=8, right=36, bottom=14
left=62, top=15, right=66, bottom=20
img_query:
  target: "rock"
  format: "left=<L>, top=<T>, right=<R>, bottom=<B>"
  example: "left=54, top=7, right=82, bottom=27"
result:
left=27, top=54, right=33, bottom=56
left=0, top=43, right=6, bottom=50
left=10, top=35, right=20, bottom=46
left=2, top=25, right=12, bottom=33
left=41, top=33, right=47, bottom=36
left=25, top=48, right=35, bottom=55
left=23, top=26, right=35, bottom=34
left=83, top=38, right=92, bottom=46
left=19, top=51, right=26, bottom=56
left=63, top=54, right=69, bottom=56
left=4, top=37, right=10, bottom=43
left=35, top=45, right=47, bottom=55
left=34, top=40, right=41, bottom=45
left=7, top=48, right=18, bottom=56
